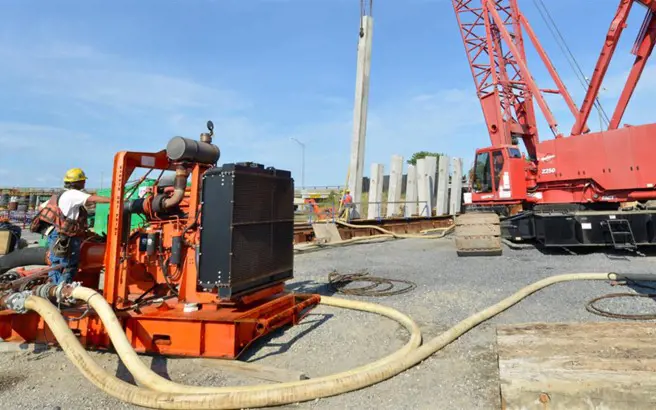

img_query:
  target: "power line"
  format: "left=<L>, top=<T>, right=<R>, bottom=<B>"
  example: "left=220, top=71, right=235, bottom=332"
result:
left=532, top=0, right=610, bottom=128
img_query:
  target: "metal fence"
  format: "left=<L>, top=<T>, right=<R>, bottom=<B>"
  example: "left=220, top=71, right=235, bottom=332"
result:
left=0, top=210, right=38, bottom=228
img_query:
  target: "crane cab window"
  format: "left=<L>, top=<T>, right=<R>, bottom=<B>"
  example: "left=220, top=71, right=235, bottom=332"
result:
left=472, top=152, right=492, bottom=193
left=508, top=148, right=522, bottom=158
left=492, top=150, right=505, bottom=191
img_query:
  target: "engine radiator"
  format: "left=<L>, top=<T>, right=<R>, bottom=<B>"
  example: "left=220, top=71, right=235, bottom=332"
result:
left=198, top=163, right=295, bottom=299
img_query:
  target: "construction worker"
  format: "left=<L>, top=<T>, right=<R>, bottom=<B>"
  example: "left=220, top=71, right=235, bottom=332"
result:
left=338, top=189, right=353, bottom=220
left=493, top=151, right=504, bottom=190
left=30, top=168, right=111, bottom=284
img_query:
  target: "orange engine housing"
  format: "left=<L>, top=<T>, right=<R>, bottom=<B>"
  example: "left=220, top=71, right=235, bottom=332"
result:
left=0, top=130, right=319, bottom=359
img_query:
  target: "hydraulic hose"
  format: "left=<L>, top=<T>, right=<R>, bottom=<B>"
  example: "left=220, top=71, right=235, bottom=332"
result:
left=294, top=224, right=455, bottom=252
left=332, top=219, right=455, bottom=239
left=293, top=219, right=454, bottom=252
left=27, top=272, right=633, bottom=409
left=0, top=247, right=48, bottom=275
left=294, top=234, right=396, bottom=252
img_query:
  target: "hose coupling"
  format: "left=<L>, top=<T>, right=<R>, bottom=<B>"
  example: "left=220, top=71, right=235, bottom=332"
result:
left=34, top=283, right=56, bottom=299
left=56, top=281, right=81, bottom=305
left=5, top=291, right=32, bottom=314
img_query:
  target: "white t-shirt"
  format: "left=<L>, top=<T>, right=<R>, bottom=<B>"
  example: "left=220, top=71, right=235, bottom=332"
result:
left=58, top=189, right=91, bottom=219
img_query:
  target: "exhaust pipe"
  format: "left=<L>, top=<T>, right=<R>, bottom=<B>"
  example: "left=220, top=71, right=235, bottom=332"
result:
left=162, top=166, right=189, bottom=210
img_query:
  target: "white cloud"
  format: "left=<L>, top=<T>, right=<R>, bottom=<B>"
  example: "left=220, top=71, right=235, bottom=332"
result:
left=5, top=37, right=649, bottom=188
left=365, top=87, right=486, bottom=163
left=0, top=38, right=487, bottom=186
left=33, top=69, right=249, bottom=115
left=544, top=61, right=656, bottom=133
left=0, top=122, right=115, bottom=186
left=0, top=42, right=249, bottom=117
left=0, top=40, right=260, bottom=186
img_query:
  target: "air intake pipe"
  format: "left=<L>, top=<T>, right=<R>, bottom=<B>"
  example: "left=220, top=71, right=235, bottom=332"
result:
left=161, top=166, right=189, bottom=210
left=165, top=136, right=220, bottom=165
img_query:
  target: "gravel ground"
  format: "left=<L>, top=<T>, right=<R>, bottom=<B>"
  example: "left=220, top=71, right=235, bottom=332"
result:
left=2, top=236, right=656, bottom=409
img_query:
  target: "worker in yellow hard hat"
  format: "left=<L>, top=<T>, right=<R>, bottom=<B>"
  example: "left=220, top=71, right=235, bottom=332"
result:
left=30, top=168, right=111, bottom=284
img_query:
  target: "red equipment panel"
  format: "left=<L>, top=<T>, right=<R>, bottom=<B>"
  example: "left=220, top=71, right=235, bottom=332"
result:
left=536, top=123, right=656, bottom=201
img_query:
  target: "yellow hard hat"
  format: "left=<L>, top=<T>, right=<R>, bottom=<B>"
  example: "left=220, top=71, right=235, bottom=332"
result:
left=63, top=168, right=88, bottom=183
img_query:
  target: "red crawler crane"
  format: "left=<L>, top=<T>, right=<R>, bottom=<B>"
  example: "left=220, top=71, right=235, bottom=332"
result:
left=452, top=0, right=656, bottom=255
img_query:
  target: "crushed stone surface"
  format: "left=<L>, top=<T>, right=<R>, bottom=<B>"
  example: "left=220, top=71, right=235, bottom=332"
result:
left=2, top=236, right=656, bottom=409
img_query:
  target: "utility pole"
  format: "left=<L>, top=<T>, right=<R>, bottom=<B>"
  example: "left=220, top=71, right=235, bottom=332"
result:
left=290, top=137, right=306, bottom=190
left=347, top=0, right=373, bottom=215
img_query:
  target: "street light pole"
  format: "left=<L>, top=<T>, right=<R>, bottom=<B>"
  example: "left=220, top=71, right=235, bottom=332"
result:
left=290, top=137, right=305, bottom=190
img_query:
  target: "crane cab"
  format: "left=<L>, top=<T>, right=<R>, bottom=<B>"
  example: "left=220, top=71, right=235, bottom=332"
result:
left=464, top=145, right=528, bottom=206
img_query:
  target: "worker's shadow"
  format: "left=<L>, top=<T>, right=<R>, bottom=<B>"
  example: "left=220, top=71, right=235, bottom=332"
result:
left=227, top=278, right=337, bottom=362
left=112, top=313, right=332, bottom=381
left=624, top=281, right=656, bottom=301
left=116, top=354, right=171, bottom=383
left=238, top=312, right=333, bottom=363
left=285, top=279, right=337, bottom=296
left=110, top=280, right=337, bottom=383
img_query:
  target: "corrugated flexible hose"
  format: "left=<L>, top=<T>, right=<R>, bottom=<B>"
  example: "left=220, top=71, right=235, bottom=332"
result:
left=25, top=272, right=627, bottom=409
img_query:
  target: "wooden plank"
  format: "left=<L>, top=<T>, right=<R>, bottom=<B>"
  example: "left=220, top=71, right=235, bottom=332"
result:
left=405, top=165, right=418, bottom=217
left=455, top=236, right=501, bottom=249
left=386, top=154, right=404, bottom=217
left=456, top=212, right=500, bottom=225
left=0, top=231, right=12, bottom=255
left=497, top=322, right=656, bottom=410
left=196, top=358, right=309, bottom=383
left=311, top=222, right=342, bottom=243
left=454, top=223, right=501, bottom=236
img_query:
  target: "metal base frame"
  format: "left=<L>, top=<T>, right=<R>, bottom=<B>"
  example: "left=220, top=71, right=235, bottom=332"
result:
left=502, top=209, right=656, bottom=249
left=0, top=292, right=319, bottom=359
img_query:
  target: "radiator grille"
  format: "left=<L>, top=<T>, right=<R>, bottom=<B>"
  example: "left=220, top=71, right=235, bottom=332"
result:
left=198, top=164, right=294, bottom=299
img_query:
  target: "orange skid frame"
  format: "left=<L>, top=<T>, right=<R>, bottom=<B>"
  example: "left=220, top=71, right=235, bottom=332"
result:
left=0, top=147, right=320, bottom=359
left=0, top=291, right=319, bottom=358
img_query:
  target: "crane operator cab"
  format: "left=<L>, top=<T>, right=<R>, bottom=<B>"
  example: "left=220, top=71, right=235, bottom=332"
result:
left=466, top=145, right=528, bottom=205
left=458, top=144, right=529, bottom=257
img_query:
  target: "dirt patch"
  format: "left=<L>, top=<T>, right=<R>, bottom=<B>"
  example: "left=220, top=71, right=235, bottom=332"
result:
left=0, top=374, right=27, bottom=393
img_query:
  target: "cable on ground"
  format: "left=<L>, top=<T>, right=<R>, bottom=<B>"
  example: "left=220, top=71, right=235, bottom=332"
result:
left=586, top=292, right=656, bottom=320
left=327, top=270, right=417, bottom=297
left=585, top=279, right=656, bottom=320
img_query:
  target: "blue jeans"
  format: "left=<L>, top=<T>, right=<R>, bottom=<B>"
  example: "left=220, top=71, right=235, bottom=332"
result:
left=47, top=230, right=82, bottom=285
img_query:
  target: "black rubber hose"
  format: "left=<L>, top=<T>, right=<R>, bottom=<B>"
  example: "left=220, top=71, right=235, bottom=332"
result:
left=0, top=247, right=48, bottom=274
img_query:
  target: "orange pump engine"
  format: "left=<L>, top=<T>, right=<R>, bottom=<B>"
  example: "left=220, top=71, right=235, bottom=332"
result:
left=0, top=121, right=319, bottom=359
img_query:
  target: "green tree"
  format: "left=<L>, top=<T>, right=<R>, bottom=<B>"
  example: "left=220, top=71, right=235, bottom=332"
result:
left=406, top=151, right=444, bottom=166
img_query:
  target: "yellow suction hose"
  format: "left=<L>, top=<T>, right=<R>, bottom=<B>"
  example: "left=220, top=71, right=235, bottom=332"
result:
left=26, top=272, right=620, bottom=409
left=70, top=286, right=423, bottom=395
left=313, top=219, right=455, bottom=239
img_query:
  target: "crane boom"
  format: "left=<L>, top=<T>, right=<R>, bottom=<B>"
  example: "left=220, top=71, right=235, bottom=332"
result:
left=452, top=0, right=656, bottom=254
left=451, top=0, right=582, bottom=160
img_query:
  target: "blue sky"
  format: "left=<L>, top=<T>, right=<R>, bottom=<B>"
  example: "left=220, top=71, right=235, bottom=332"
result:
left=0, top=0, right=654, bottom=188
